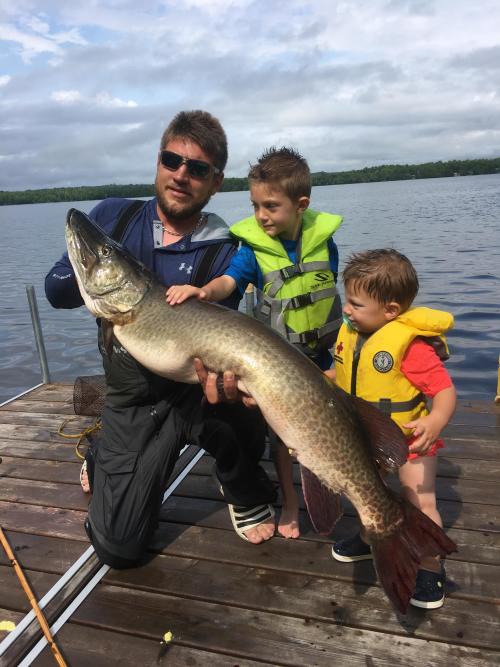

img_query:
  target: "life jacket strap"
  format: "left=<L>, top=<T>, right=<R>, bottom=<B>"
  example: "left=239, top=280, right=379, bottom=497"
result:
left=286, top=318, right=343, bottom=345
left=281, top=286, right=339, bottom=311
left=111, top=200, right=146, bottom=242
left=264, top=260, right=331, bottom=297
left=369, top=393, right=426, bottom=414
left=254, top=287, right=342, bottom=349
left=425, top=335, right=450, bottom=361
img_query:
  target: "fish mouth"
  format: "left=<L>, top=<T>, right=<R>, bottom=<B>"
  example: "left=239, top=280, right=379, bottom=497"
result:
left=66, top=207, right=153, bottom=313
left=89, top=281, right=128, bottom=298
left=69, top=231, right=126, bottom=296
left=66, top=209, right=135, bottom=298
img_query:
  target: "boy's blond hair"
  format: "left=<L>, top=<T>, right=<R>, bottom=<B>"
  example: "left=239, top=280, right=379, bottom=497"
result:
left=248, top=146, right=311, bottom=200
left=343, top=249, right=419, bottom=311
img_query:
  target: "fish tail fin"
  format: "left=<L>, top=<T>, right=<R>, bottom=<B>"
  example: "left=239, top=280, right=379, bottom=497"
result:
left=370, top=499, right=457, bottom=614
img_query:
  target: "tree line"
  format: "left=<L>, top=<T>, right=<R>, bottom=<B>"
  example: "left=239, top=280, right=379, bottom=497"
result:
left=1, top=157, right=498, bottom=206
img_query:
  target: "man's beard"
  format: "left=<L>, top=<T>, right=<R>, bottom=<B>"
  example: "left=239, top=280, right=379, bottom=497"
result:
left=155, top=178, right=211, bottom=223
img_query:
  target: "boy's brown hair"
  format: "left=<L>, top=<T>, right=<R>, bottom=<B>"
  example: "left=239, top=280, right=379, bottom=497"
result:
left=248, top=146, right=311, bottom=200
left=343, top=248, right=419, bottom=311
left=160, top=110, right=228, bottom=171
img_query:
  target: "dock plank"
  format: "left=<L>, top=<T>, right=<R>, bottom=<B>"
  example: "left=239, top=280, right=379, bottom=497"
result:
left=5, top=532, right=499, bottom=652
left=1, top=473, right=499, bottom=536
left=51, top=584, right=500, bottom=667
left=36, top=624, right=271, bottom=667
left=0, top=439, right=81, bottom=462
left=0, top=383, right=499, bottom=666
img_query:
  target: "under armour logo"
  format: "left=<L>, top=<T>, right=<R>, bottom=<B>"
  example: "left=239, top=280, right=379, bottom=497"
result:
left=179, top=263, right=193, bottom=274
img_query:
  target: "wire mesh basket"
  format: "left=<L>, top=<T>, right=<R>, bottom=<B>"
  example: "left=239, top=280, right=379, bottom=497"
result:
left=73, top=374, right=107, bottom=416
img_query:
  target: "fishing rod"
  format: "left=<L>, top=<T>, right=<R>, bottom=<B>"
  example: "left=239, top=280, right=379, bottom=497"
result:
left=0, top=526, right=67, bottom=666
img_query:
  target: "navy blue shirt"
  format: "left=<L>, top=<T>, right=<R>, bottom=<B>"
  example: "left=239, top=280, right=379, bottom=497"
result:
left=45, top=197, right=239, bottom=310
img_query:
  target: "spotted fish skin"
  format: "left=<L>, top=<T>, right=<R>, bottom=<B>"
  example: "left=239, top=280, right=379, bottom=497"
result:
left=66, top=207, right=457, bottom=613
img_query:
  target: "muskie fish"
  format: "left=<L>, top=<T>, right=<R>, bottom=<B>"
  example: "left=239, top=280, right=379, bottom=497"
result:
left=66, top=208, right=456, bottom=613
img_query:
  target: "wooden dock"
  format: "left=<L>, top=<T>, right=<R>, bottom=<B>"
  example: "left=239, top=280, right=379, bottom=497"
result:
left=0, top=382, right=499, bottom=666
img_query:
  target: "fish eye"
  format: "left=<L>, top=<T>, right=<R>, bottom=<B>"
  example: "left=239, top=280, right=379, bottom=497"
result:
left=101, top=245, right=113, bottom=257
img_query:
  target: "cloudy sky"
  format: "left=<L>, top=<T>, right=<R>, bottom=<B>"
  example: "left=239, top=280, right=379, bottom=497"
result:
left=1, top=0, right=499, bottom=190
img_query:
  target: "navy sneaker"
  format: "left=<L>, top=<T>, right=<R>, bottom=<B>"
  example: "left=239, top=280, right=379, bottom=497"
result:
left=332, top=533, right=372, bottom=562
left=409, top=564, right=446, bottom=609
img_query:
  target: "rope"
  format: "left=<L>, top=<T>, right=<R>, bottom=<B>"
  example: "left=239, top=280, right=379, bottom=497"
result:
left=0, top=526, right=68, bottom=666
left=57, top=417, right=101, bottom=460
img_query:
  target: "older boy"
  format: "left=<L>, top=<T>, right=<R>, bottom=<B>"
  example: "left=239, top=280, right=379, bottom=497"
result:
left=167, top=146, right=343, bottom=538
left=331, top=248, right=456, bottom=609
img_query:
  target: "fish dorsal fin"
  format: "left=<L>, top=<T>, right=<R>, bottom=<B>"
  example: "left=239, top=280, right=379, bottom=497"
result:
left=326, top=381, right=407, bottom=470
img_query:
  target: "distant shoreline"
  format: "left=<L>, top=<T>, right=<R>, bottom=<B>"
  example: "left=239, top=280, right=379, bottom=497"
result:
left=1, top=157, right=498, bottom=206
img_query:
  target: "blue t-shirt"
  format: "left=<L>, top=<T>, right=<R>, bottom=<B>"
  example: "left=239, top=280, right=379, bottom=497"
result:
left=226, top=237, right=339, bottom=294
left=225, top=237, right=340, bottom=370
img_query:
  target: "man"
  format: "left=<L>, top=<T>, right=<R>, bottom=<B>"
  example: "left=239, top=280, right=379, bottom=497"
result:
left=45, top=110, right=276, bottom=567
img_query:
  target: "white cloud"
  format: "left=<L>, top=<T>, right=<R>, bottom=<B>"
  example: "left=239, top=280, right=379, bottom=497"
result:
left=24, top=15, right=51, bottom=35
left=0, top=22, right=61, bottom=61
left=0, top=0, right=499, bottom=189
left=0, top=8, right=87, bottom=62
left=51, top=90, right=138, bottom=108
left=95, top=92, right=138, bottom=109
left=51, top=89, right=82, bottom=103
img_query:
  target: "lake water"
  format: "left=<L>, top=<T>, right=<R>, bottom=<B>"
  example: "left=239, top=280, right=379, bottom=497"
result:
left=1, top=174, right=499, bottom=405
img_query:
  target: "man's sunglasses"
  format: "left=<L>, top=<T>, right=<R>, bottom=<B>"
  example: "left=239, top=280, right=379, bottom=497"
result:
left=159, top=150, right=220, bottom=179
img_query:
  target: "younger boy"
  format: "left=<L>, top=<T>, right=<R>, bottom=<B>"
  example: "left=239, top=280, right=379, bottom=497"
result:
left=331, top=248, right=456, bottom=609
left=167, top=146, right=343, bottom=539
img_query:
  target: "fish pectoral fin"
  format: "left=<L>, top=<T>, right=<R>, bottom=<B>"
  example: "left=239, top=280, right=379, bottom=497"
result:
left=299, top=464, right=343, bottom=535
left=350, top=393, right=408, bottom=470
left=101, top=319, right=114, bottom=358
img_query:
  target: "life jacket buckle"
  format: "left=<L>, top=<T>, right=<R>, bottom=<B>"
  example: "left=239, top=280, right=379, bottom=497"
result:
left=378, top=398, right=392, bottom=414
left=280, top=265, right=301, bottom=280
left=299, top=329, right=320, bottom=344
left=258, top=302, right=271, bottom=318
left=291, top=293, right=313, bottom=309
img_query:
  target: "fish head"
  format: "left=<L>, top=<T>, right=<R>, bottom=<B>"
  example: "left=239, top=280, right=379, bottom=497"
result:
left=65, top=208, right=152, bottom=322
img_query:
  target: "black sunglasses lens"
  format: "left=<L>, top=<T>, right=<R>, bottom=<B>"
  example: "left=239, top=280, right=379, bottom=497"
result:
left=161, top=151, right=211, bottom=178
left=188, top=160, right=210, bottom=178
left=161, top=151, right=182, bottom=171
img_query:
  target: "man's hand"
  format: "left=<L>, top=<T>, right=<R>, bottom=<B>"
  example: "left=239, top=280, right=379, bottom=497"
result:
left=193, top=358, right=257, bottom=407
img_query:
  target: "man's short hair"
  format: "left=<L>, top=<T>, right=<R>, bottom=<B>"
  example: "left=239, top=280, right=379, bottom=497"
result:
left=248, top=146, right=311, bottom=200
left=160, top=110, right=228, bottom=171
left=343, top=248, right=419, bottom=311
